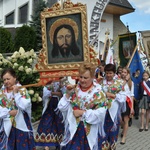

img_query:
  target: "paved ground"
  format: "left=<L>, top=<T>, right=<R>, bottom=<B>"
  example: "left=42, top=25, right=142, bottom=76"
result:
left=35, top=118, right=150, bottom=150
left=117, top=118, right=150, bottom=150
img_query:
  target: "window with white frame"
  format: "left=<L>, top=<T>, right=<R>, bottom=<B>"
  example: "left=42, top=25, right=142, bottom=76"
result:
left=19, top=3, right=28, bottom=24
left=5, top=11, right=14, bottom=24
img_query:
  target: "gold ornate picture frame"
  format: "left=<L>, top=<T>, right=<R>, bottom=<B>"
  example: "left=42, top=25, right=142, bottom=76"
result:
left=38, top=3, right=89, bottom=68
left=36, top=1, right=98, bottom=83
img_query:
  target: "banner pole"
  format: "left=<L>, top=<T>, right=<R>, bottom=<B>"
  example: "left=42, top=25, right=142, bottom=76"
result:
left=127, top=44, right=138, bottom=68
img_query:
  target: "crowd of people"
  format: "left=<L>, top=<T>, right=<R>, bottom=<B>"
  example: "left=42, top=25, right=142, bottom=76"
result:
left=0, top=61, right=150, bottom=150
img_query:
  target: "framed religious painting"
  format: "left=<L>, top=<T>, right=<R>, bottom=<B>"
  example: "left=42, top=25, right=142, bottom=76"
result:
left=140, top=31, right=150, bottom=60
left=118, top=33, right=137, bottom=67
left=36, top=1, right=99, bottom=83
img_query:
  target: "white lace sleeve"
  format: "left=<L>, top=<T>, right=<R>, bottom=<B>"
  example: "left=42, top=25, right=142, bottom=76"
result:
left=115, top=90, right=127, bottom=103
left=43, top=87, right=52, bottom=99
left=131, top=82, right=134, bottom=97
left=0, top=106, right=10, bottom=118
left=82, top=107, right=107, bottom=124
left=42, top=87, right=52, bottom=106
left=14, top=91, right=31, bottom=111
left=58, top=94, right=71, bottom=112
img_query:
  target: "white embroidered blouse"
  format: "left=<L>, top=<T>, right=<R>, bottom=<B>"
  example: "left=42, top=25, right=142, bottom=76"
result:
left=101, top=77, right=127, bottom=122
left=58, top=79, right=108, bottom=150
left=0, top=84, right=32, bottom=137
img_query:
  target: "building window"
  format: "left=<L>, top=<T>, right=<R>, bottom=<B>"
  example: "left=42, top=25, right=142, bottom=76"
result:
left=5, top=11, right=14, bottom=24
left=19, top=3, right=28, bottom=24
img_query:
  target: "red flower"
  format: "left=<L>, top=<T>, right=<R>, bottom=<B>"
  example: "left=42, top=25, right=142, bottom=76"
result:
left=2, top=99, right=6, bottom=106
left=73, top=106, right=80, bottom=110
left=111, top=88, right=117, bottom=91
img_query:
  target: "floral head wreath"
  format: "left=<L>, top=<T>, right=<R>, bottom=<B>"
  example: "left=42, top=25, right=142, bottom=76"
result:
left=49, top=18, right=79, bottom=44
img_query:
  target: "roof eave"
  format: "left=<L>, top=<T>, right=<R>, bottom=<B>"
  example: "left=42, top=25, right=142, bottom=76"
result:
left=104, top=4, right=135, bottom=15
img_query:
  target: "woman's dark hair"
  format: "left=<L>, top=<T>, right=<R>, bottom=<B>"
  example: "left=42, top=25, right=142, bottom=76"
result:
left=104, top=64, right=116, bottom=73
left=100, top=60, right=106, bottom=67
left=1, top=68, right=17, bottom=79
left=116, top=66, right=123, bottom=74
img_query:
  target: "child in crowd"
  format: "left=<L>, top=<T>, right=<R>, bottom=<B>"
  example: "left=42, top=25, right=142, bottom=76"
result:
left=116, top=66, right=123, bottom=78
left=138, top=71, right=150, bottom=131
left=120, top=68, right=134, bottom=144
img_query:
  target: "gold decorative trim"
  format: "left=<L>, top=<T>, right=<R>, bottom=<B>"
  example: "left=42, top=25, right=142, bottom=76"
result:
left=38, top=4, right=89, bottom=70
left=36, top=1, right=99, bottom=82
left=43, top=0, right=85, bottom=11
left=35, top=133, right=63, bottom=143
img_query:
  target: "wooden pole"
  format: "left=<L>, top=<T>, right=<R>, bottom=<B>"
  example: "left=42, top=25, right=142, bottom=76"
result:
left=19, top=81, right=43, bottom=89
left=127, top=44, right=138, bottom=68
left=60, top=0, right=64, bottom=9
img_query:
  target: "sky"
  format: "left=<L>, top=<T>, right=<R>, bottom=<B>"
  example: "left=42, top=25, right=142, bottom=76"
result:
left=121, top=0, right=150, bottom=33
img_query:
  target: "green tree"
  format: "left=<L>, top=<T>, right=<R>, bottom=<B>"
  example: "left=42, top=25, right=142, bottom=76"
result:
left=0, top=27, right=14, bottom=53
left=14, top=25, right=37, bottom=51
left=30, top=0, right=48, bottom=51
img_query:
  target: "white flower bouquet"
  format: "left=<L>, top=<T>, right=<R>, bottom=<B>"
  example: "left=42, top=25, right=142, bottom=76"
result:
left=0, top=47, right=43, bottom=122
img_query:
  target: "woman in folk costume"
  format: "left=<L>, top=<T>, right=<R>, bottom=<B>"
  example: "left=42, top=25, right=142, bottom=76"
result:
left=0, top=68, right=36, bottom=150
left=120, top=68, right=134, bottom=144
left=100, top=64, right=127, bottom=150
left=35, top=79, right=65, bottom=150
left=58, top=62, right=109, bottom=150
left=138, top=71, right=150, bottom=131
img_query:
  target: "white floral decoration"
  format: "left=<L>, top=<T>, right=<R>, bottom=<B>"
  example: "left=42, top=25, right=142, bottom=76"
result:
left=27, top=58, right=33, bottom=64
left=34, top=93, right=39, bottom=98
left=18, top=66, right=24, bottom=71
left=32, top=97, right=37, bottom=102
left=28, top=90, right=34, bottom=95
left=0, top=47, right=43, bottom=122
left=25, top=68, right=32, bottom=74
left=19, top=47, right=25, bottom=54
left=37, top=97, right=42, bottom=102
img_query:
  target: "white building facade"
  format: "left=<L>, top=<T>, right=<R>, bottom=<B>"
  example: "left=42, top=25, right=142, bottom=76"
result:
left=0, top=0, right=34, bottom=28
left=0, top=0, right=135, bottom=58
